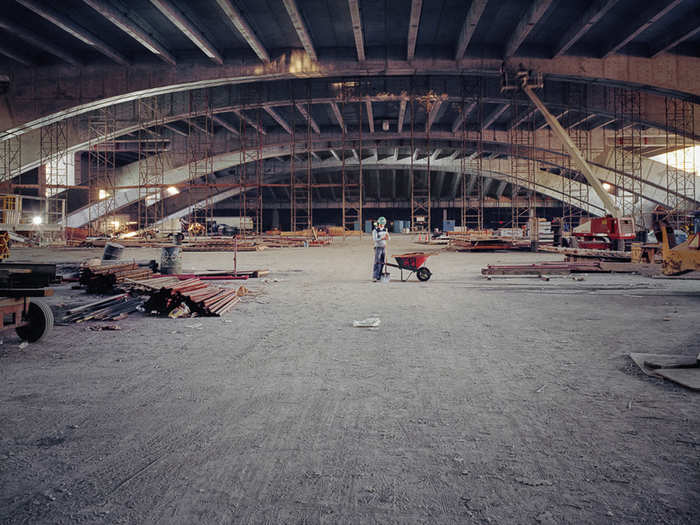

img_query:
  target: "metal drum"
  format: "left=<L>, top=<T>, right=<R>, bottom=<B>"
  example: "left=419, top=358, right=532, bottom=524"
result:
left=102, top=242, right=124, bottom=261
left=160, top=245, right=182, bottom=275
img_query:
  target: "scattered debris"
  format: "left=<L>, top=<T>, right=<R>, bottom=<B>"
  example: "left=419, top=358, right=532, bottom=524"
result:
left=628, top=352, right=700, bottom=390
left=19, top=341, right=28, bottom=349
left=515, top=477, right=553, bottom=487
left=88, top=325, right=122, bottom=331
left=62, top=294, right=143, bottom=323
left=535, top=384, right=546, bottom=393
left=353, top=318, right=381, bottom=328
left=80, top=261, right=154, bottom=294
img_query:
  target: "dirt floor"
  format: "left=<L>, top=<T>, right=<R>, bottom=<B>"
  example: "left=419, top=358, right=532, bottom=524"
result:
left=1, top=235, right=698, bottom=524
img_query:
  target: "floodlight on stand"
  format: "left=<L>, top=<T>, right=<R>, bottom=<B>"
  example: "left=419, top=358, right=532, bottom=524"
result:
left=166, top=186, right=180, bottom=196
left=98, top=189, right=108, bottom=200
left=32, top=215, right=42, bottom=225
left=602, top=182, right=611, bottom=191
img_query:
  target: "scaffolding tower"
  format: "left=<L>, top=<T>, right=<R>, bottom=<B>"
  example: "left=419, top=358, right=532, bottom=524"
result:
left=410, top=96, right=430, bottom=231
left=291, top=98, right=313, bottom=231
left=664, top=97, right=696, bottom=229
left=87, top=108, right=117, bottom=235
left=0, top=133, right=21, bottom=193
left=137, top=97, right=165, bottom=231
left=460, top=78, right=484, bottom=230
left=612, top=88, right=643, bottom=222
left=340, top=83, right=362, bottom=233
left=561, top=84, right=591, bottom=230
left=187, top=90, right=214, bottom=233
left=509, top=100, right=535, bottom=230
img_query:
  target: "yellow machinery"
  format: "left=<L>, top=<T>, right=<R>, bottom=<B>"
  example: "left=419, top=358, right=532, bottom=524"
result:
left=656, top=221, right=700, bottom=275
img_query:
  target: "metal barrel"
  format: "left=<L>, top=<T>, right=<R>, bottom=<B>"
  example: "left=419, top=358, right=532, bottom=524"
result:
left=102, top=242, right=124, bottom=261
left=160, top=245, right=182, bottom=275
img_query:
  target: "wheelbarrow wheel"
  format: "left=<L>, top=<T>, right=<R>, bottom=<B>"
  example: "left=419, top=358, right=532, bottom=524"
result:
left=16, top=300, right=54, bottom=343
left=416, top=267, right=432, bottom=281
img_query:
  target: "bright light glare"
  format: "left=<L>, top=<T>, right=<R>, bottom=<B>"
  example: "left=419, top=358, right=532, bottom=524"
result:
left=651, top=145, right=699, bottom=176
left=111, top=220, right=120, bottom=228
left=98, top=189, right=108, bottom=200
left=32, top=216, right=42, bottom=225
left=121, top=231, right=138, bottom=238
left=166, top=186, right=180, bottom=196
left=602, top=182, right=611, bottom=191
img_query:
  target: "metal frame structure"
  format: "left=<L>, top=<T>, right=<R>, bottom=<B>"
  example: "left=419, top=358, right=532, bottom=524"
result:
left=137, top=97, right=165, bottom=231
left=87, top=108, right=117, bottom=235
left=664, top=97, right=696, bottom=229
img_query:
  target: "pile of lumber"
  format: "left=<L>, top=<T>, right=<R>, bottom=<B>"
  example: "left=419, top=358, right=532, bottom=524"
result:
left=62, top=293, right=143, bottom=323
left=180, top=238, right=264, bottom=252
left=539, top=245, right=632, bottom=261
left=80, top=261, right=154, bottom=293
left=482, top=261, right=604, bottom=276
left=136, top=276, right=249, bottom=317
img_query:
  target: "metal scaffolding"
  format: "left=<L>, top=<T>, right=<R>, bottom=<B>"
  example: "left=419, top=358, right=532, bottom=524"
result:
left=136, top=97, right=165, bottom=231
left=39, top=120, right=70, bottom=230
left=0, top=133, right=21, bottom=193
left=290, top=89, right=313, bottom=232
left=87, top=108, right=117, bottom=235
left=664, top=97, right=696, bottom=229
left=460, top=78, right=484, bottom=230
left=509, top=98, right=535, bottom=230
left=340, top=83, right=362, bottom=233
left=612, top=88, right=643, bottom=222
left=187, top=90, right=214, bottom=232
left=410, top=96, right=430, bottom=231
left=561, top=84, right=591, bottom=230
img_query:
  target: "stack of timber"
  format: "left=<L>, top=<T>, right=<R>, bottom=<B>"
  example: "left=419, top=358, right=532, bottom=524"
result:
left=80, top=261, right=154, bottom=293
left=538, top=245, right=632, bottom=262
left=535, top=219, right=554, bottom=246
left=136, top=276, right=249, bottom=317
left=62, top=293, right=143, bottom=323
left=180, top=237, right=264, bottom=252
left=482, top=261, right=605, bottom=276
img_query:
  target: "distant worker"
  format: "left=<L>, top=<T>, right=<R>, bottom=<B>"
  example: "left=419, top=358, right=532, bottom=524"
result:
left=372, top=216, right=390, bottom=282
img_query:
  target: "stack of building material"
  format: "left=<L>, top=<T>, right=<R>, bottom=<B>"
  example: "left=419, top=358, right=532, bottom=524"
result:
left=536, top=219, right=554, bottom=246
left=180, top=238, right=264, bottom=252
left=79, top=262, right=154, bottom=293
left=62, top=293, right=143, bottom=322
left=137, top=276, right=248, bottom=317
left=539, top=245, right=631, bottom=261
left=481, top=261, right=604, bottom=276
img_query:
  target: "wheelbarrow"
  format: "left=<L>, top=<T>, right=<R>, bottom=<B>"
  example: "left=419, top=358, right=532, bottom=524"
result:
left=383, top=252, right=433, bottom=282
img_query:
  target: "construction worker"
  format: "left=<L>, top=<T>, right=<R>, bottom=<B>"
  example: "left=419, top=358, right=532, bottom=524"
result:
left=372, top=216, right=390, bottom=281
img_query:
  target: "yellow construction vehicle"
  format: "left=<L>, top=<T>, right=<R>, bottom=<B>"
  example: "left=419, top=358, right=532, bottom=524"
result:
left=655, top=221, right=700, bottom=275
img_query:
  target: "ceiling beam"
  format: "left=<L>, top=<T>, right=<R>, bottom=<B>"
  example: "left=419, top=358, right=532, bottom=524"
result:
left=329, top=149, right=341, bottom=161
left=455, top=0, right=488, bottom=60
left=264, top=106, right=292, bottom=134
left=451, top=101, right=477, bottom=133
left=0, top=43, right=32, bottom=66
left=365, top=100, right=374, bottom=133
left=163, top=123, right=187, bottom=136
left=213, top=0, right=269, bottom=62
left=553, top=0, right=620, bottom=58
left=211, top=115, right=240, bottom=136
left=590, top=117, right=616, bottom=131
left=482, top=104, right=510, bottom=130
left=82, top=0, right=175, bottom=65
left=282, top=0, right=317, bottom=61
left=149, top=0, right=222, bottom=64
left=187, top=118, right=209, bottom=134
left=397, top=99, right=407, bottom=133
left=504, top=0, right=554, bottom=58
left=295, top=103, right=320, bottom=134
left=567, top=113, right=597, bottom=130
left=0, top=16, right=80, bottom=65
left=650, top=13, right=700, bottom=57
left=348, top=0, right=365, bottom=61
left=602, top=0, right=683, bottom=57
left=508, top=107, right=537, bottom=131
left=426, top=100, right=443, bottom=133
left=536, top=109, right=568, bottom=130
left=16, top=0, right=128, bottom=65
left=407, top=0, right=422, bottom=60
left=329, top=102, right=346, bottom=133
left=232, top=109, right=266, bottom=135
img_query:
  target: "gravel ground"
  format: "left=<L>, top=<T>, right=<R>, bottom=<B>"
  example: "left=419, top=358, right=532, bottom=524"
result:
left=1, top=235, right=698, bottom=524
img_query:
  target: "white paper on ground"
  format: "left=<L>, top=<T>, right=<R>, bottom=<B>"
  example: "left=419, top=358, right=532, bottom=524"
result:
left=353, top=318, right=381, bottom=328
